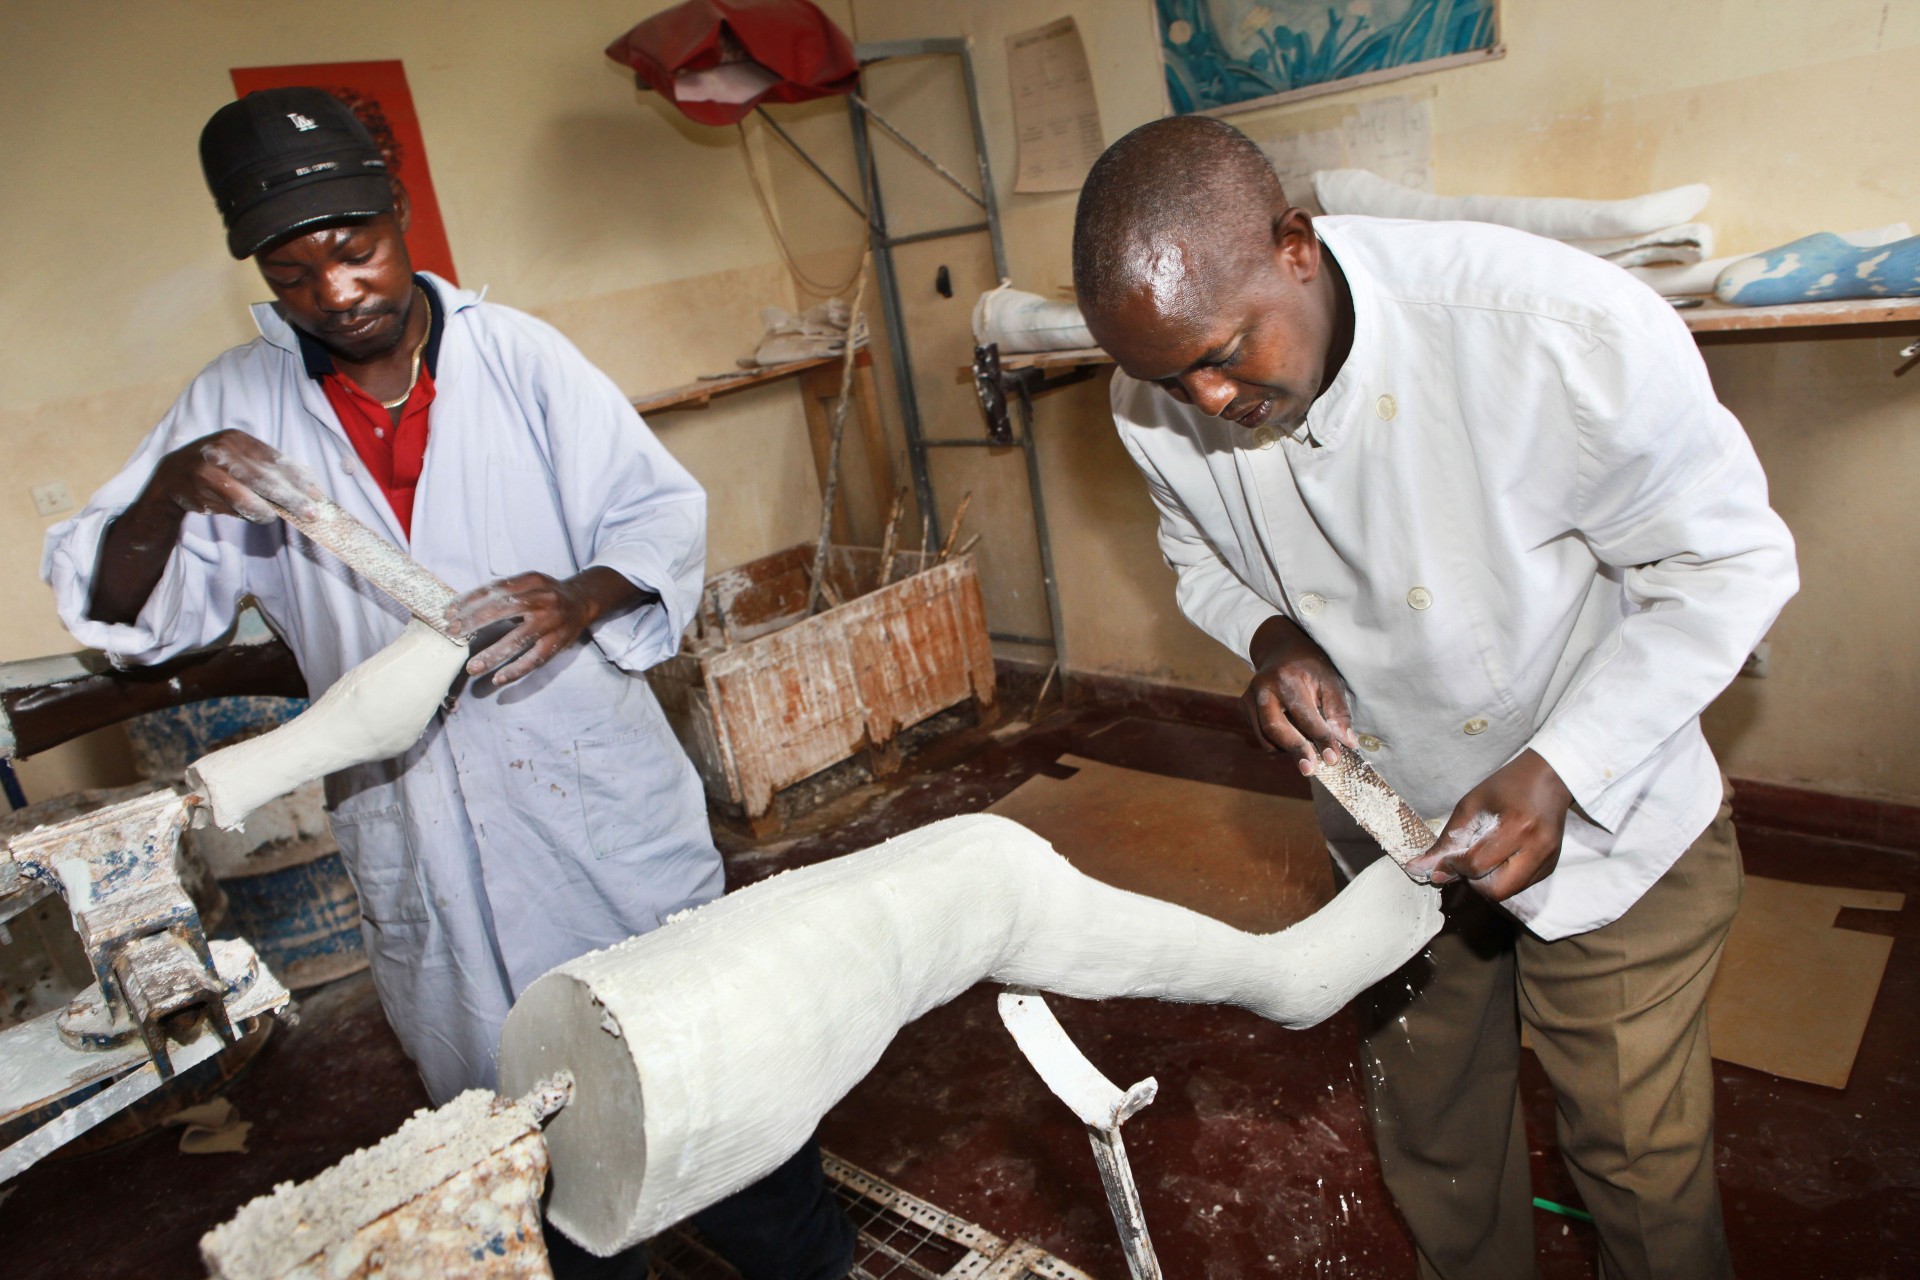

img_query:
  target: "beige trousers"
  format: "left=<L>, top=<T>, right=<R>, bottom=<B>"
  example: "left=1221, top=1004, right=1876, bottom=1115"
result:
left=1350, top=797, right=1742, bottom=1280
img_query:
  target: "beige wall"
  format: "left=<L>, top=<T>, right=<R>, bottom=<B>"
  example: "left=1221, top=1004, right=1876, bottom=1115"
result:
left=832, top=0, right=1920, bottom=803
left=1, top=1, right=833, bottom=798
left=8, top=2, right=1916, bottom=806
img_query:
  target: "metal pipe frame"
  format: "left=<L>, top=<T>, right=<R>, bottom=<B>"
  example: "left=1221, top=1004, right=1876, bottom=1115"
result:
left=847, top=39, right=1061, bottom=669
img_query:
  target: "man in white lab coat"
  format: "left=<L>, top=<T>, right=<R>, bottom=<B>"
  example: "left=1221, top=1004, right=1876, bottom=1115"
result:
left=1072, top=117, right=1797, bottom=1280
left=43, top=87, right=851, bottom=1280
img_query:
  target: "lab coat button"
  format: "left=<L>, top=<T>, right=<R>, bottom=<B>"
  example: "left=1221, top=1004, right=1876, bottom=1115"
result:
left=1463, top=718, right=1489, bottom=736
left=1358, top=733, right=1383, bottom=752
left=1376, top=393, right=1397, bottom=421
left=1250, top=425, right=1279, bottom=450
left=1298, top=592, right=1326, bottom=616
left=340, top=460, right=356, bottom=475
left=1407, top=586, right=1433, bottom=610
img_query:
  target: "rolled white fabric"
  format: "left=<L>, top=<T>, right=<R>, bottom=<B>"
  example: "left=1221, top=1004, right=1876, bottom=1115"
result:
left=1311, top=168, right=1710, bottom=240
left=498, top=812, right=1442, bottom=1254
left=1567, top=222, right=1714, bottom=265
left=1627, top=254, right=1744, bottom=297
left=972, top=282, right=1097, bottom=353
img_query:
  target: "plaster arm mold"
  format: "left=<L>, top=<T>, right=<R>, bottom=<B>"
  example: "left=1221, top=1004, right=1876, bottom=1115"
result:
left=187, top=619, right=468, bottom=830
left=499, top=812, right=1443, bottom=1255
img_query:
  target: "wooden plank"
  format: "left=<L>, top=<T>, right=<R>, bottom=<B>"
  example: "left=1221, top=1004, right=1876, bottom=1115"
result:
left=662, top=546, right=995, bottom=821
left=1682, top=294, right=1920, bottom=333
left=630, top=356, right=838, bottom=416
left=965, top=293, right=1920, bottom=384
left=706, top=610, right=866, bottom=819
left=846, top=559, right=997, bottom=744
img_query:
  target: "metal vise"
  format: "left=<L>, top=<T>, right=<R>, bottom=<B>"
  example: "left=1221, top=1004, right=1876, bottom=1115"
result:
left=6, top=789, right=233, bottom=1078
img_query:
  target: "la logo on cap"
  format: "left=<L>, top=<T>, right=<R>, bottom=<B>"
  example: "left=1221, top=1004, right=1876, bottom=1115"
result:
left=286, top=112, right=318, bottom=131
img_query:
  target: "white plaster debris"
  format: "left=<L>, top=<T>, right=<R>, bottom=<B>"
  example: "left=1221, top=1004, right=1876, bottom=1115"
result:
left=189, top=620, right=467, bottom=830
left=499, top=812, right=1442, bottom=1254
left=200, top=1088, right=551, bottom=1280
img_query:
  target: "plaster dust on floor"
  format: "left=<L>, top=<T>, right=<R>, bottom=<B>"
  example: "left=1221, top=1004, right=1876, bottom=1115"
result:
left=498, top=812, right=1442, bottom=1255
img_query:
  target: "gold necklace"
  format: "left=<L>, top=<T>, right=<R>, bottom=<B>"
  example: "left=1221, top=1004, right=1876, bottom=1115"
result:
left=379, top=286, right=432, bottom=410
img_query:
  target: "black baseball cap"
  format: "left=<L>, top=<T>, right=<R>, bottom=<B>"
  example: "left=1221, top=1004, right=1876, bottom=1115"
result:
left=199, top=87, right=394, bottom=259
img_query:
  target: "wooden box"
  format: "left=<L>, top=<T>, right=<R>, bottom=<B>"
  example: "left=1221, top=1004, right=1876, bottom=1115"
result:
left=647, top=544, right=996, bottom=826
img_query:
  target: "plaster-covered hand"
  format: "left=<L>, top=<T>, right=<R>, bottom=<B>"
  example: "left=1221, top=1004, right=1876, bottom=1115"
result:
left=1242, top=614, right=1358, bottom=776
left=149, top=429, right=324, bottom=524
left=89, top=430, right=325, bottom=626
left=1408, top=749, right=1573, bottom=901
left=448, top=566, right=647, bottom=687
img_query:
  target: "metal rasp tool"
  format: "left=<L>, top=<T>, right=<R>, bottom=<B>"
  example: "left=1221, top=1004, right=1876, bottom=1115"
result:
left=267, top=495, right=463, bottom=638
left=1314, top=745, right=1442, bottom=881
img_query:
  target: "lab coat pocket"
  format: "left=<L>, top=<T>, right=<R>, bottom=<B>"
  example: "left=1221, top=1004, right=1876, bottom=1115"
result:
left=484, top=455, right=566, bottom=580
left=327, top=804, right=430, bottom=924
left=574, top=718, right=684, bottom=860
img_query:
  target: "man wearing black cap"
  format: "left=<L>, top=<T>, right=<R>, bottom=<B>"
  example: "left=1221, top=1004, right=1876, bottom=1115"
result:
left=43, top=87, right=853, bottom=1280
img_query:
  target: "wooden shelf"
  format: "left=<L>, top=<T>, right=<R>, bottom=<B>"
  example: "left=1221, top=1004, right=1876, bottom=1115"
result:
left=1680, top=295, right=1920, bottom=334
left=631, top=355, right=842, bottom=416
left=973, top=296, right=1920, bottom=381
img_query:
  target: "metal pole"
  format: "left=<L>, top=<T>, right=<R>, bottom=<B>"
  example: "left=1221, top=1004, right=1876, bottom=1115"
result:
left=754, top=107, right=868, bottom=221
left=1016, top=394, right=1068, bottom=670
left=847, top=92, right=940, bottom=542
left=958, top=43, right=1010, bottom=280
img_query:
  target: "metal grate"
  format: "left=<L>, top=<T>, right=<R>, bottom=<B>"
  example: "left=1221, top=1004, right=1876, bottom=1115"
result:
left=650, top=1152, right=1094, bottom=1280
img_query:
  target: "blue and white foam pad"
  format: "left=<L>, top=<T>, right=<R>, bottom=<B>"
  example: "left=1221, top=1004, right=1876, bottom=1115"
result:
left=1715, top=229, right=1920, bottom=306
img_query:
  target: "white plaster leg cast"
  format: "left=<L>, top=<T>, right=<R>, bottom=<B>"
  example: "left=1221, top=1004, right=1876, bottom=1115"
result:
left=187, top=619, right=469, bottom=830
left=498, top=812, right=1443, bottom=1255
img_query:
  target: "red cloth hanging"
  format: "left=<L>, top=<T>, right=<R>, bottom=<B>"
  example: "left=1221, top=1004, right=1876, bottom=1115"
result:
left=606, top=0, right=859, bottom=126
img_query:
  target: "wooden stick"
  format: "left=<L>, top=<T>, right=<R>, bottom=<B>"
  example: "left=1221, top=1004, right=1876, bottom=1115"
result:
left=953, top=533, right=981, bottom=559
left=938, top=491, right=974, bottom=562
left=806, top=261, right=871, bottom=616
left=1030, top=659, right=1059, bottom=721
left=876, top=485, right=907, bottom=589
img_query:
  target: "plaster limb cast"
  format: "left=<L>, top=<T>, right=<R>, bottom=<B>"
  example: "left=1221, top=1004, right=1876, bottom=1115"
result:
left=498, top=812, right=1443, bottom=1255
left=187, top=619, right=468, bottom=830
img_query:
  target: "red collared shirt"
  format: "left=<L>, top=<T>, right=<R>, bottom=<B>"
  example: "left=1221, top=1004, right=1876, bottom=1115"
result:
left=318, top=367, right=435, bottom=538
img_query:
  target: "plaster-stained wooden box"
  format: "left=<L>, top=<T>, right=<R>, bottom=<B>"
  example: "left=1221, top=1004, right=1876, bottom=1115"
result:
left=647, top=544, right=996, bottom=826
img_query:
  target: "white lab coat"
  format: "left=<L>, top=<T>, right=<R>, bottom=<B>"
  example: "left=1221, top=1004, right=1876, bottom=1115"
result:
left=1112, top=217, right=1798, bottom=940
left=43, top=273, right=723, bottom=1100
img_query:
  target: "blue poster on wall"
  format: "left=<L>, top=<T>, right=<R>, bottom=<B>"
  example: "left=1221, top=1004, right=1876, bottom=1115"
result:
left=1159, top=0, right=1498, bottom=115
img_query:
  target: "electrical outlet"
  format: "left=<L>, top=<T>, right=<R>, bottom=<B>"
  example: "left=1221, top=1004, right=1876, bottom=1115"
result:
left=30, top=481, right=73, bottom=518
left=1739, top=640, right=1771, bottom=679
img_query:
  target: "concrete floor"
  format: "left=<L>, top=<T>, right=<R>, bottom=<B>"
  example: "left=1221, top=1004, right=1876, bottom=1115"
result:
left=5, top=704, right=1916, bottom=1278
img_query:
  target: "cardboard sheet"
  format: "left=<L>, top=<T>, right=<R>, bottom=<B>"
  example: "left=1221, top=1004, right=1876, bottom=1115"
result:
left=1706, top=876, right=1903, bottom=1089
left=987, top=755, right=1334, bottom=933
